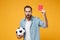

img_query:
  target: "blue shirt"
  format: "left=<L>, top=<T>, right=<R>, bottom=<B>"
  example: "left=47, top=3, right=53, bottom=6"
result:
left=20, top=16, right=46, bottom=40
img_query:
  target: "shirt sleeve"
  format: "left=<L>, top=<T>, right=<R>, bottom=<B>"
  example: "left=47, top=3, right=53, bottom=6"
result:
left=20, top=20, right=25, bottom=29
left=38, top=18, right=46, bottom=28
left=20, top=20, right=23, bottom=28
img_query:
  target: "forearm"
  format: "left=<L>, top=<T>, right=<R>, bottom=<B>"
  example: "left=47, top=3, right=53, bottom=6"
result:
left=43, top=13, right=48, bottom=28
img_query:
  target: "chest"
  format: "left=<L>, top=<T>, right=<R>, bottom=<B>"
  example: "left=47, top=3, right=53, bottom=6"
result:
left=25, top=21, right=31, bottom=30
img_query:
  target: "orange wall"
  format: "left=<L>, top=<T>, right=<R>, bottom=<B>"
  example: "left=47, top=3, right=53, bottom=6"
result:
left=0, top=0, right=60, bottom=40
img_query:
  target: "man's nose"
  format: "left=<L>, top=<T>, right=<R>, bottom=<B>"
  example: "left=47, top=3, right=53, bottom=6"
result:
left=27, top=12, right=30, bottom=14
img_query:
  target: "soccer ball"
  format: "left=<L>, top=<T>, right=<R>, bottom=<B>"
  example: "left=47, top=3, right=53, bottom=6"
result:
left=16, top=27, right=25, bottom=36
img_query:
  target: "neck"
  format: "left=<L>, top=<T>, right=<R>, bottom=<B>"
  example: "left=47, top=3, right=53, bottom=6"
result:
left=26, top=17, right=31, bottom=21
left=25, top=15, right=32, bottom=21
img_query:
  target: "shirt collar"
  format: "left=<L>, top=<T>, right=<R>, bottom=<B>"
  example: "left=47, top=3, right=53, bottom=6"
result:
left=23, top=16, right=34, bottom=21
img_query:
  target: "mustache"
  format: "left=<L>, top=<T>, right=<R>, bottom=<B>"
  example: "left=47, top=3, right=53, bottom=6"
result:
left=25, top=15, right=32, bottom=17
left=26, top=14, right=31, bottom=16
left=27, top=15, right=30, bottom=16
left=26, top=15, right=32, bottom=16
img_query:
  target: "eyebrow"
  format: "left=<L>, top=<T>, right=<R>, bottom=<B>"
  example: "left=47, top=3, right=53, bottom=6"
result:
left=26, top=11, right=31, bottom=12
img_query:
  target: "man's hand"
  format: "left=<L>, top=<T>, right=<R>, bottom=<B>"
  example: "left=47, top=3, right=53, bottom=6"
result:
left=16, top=34, right=24, bottom=39
left=41, top=9, right=46, bottom=15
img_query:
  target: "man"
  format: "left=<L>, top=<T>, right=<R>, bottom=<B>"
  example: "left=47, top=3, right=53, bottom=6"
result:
left=16, top=5, right=48, bottom=40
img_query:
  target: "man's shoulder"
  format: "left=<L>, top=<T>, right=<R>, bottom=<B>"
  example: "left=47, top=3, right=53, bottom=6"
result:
left=20, top=16, right=40, bottom=22
left=20, top=18, right=25, bottom=22
left=19, top=18, right=25, bottom=24
left=32, top=16, right=40, bottom=20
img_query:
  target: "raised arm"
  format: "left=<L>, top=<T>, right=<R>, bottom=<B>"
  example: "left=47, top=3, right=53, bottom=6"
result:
left=41, top=9, right=48, bottom=28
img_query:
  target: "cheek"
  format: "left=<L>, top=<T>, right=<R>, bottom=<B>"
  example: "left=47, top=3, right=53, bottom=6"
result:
left=29, top=12, right=32, bottom=15
left=25, top=12, right=32, bottom=15
left=24, top=12, right=27, bottom=15
left=25, top=13, right=28, bottom=15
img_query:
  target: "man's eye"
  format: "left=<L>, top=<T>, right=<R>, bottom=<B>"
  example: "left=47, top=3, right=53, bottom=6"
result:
left=26, top=11, right=31, bottom=12
left=29, top=11, right=31, bottom=12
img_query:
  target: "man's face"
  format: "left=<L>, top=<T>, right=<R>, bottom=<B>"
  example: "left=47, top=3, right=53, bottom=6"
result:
left=24, top=8, right=32, bottom=18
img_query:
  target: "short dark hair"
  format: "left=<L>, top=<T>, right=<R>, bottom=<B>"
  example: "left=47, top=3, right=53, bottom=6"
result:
left=24, top=5, right=32, bottom=11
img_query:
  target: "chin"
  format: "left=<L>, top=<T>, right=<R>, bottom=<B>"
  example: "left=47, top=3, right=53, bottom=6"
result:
left=26, top=15, right=32, bottom=18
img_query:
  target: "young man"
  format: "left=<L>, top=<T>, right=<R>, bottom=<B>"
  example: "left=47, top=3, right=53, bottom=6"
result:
left=16, top=5, right=48, bottom=40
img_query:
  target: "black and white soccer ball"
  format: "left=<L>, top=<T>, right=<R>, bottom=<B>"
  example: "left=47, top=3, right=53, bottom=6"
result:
left=16, top=27, right=25, bottom=36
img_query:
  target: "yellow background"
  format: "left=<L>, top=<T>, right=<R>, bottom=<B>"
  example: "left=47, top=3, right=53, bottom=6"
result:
left=0, top=0, right=60, bottom=40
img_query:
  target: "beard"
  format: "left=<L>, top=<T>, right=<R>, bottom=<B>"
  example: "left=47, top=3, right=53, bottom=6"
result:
left=25, top=15, right=32, bottom=19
